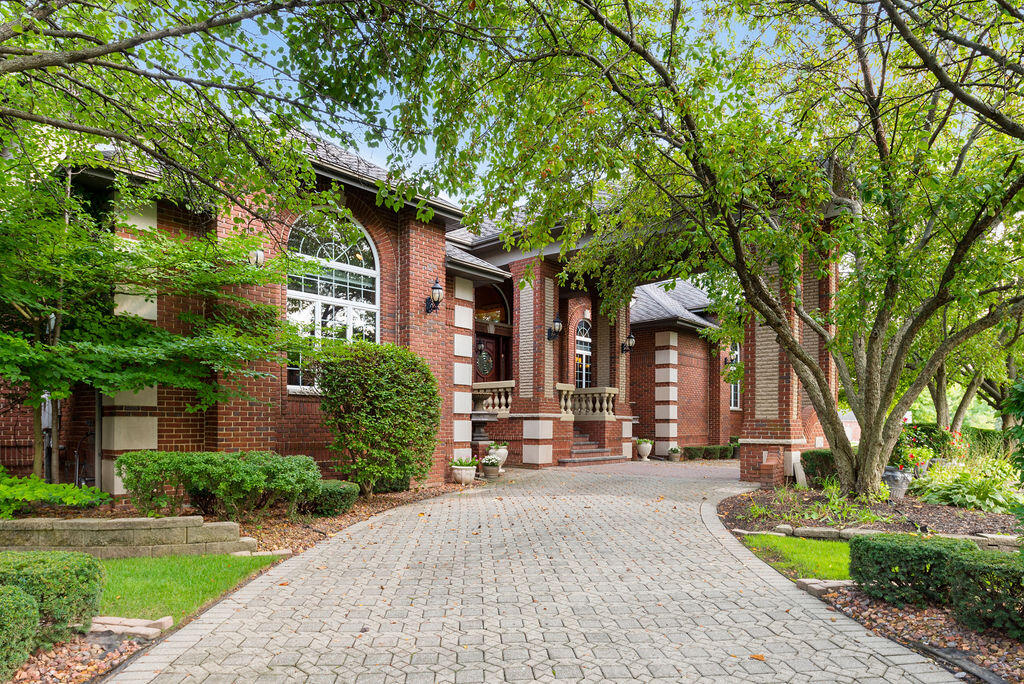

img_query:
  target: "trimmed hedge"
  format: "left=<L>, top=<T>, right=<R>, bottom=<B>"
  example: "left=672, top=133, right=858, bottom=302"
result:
left=949, top=551, right=1024, bottom=639
left=0, top=551, right=102, bottom=646
left=850, top=534, right=979, bottom=606
left=0, top=585, right=38, bottom=680
left=303, top=480, right=359, bottom=517
left=375, top=475, right=411, bottom=493
left=115, top=450, right=322, bottom=517
left=683, top=446, right=704, bottom=460
left=800, top=449, right=837, bottom=480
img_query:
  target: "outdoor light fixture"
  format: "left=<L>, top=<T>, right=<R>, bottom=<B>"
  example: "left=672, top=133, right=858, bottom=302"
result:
left=425, top=278, right=444, bottom=314
left=723, top=350, right=737, bottom=370
left=547, top=314, right=563, bottom=341
left=247, top=248, right=266, bottom=267
left=476, top=339, right=485, bottom=354
left=621, top=332, right=636, bottom=354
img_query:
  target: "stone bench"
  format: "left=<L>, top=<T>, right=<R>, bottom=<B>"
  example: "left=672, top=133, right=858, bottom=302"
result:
left=0, top=516, right=257, bottom=558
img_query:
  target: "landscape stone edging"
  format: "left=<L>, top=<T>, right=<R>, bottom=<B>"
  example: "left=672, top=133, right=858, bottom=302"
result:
left=0, top=516, right=256, bottom=558
left=732, top=524, right=1022, bottom=553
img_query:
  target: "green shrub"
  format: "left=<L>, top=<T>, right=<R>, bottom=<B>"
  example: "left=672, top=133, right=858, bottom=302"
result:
left=0, top=585, right=38, bottom=680
left=683, top=446, right=704, bottom=460
left=303, top=480, right=359, bottom=517
left=949, top=550, right=1024, bottom=639
left=375, top=475, right=411, bottom=493
left=0, top=472, right=110, bottom=519
left=0, top=551, right=103, bottom=646
left=800, top=449, right=837, bottom=480
left=908, top=456, right=1023, bottom=513
left=116, top=450, right=322, bottom=518
left=849, top=534, right=979, bottom=606
left=317, top=341, right=440, bottom=496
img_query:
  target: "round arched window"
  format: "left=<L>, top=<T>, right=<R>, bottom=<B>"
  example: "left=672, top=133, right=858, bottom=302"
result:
left=286, top=215, right=379, bottom=386
left=575, top=320, right=592, bottom=388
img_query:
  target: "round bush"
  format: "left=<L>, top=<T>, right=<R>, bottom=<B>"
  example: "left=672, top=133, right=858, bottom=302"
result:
left=0, top=585, right=38, bottom=680
left=800, top=449, right=837, bottom=481
left=317, top=341, right=440, bottom=496
left=0, top=551, right=102, bottom=647
left=304, top=480, right=360, bottom=517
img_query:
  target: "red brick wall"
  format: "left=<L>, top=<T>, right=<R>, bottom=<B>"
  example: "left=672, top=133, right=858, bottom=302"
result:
left=629, top=330, right=656, bottom=442
left=677, top=330, right=709, bottom=446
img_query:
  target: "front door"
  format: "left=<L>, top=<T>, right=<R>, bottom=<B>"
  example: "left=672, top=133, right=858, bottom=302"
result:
left=474, top=333, right=510, bottom=382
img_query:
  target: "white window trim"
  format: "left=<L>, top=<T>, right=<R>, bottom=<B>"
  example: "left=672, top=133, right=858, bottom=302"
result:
left=286, top=217, right=380, bottom=394
left=575, top=319, right=593, bottom=389
left=729, top=342, right=742, bottom=410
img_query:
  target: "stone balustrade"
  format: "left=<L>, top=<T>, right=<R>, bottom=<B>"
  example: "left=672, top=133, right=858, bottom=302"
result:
left=0, top=516, right=257, bottom=559
left=472, top=381, right=515, bottom=416
left=555, top=383, right=575, bottom=416
left=571, top=387, right=619, bottom=420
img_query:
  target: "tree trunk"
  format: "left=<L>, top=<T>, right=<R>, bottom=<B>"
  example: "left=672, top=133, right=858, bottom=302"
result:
left=32, top=403, right=44, bottom=478
left=950, top=372, right=983, bottom=433
left=50, top=399, right=60, bottom=484
left=929, top=363, right=950, bottom=429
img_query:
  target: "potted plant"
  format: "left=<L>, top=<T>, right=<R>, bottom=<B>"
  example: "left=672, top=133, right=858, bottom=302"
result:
left=490, top=441, right=509, bottom=472
left=451, top=457, right=478, bottom=485
left=636, top=438, right=653, bottom=461
left=881, top=465, right=913, bottom=500
left=667, top=446, right=682, bottom=462
left=480, top=453, right=501, bottom=479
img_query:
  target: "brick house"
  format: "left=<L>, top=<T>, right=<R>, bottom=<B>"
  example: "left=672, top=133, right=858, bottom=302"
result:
left=0, top=138, right=834, bottom=491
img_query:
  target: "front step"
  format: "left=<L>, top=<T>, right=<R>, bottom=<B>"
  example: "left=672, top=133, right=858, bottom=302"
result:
left=558, top=454, right=627, bottom=465
left=571, top=447, right=610, bottom=455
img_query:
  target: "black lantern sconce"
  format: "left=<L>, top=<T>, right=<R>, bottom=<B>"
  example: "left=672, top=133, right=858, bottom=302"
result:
left=620, top=332, right=636, bottom=354
left=723, top=348, right=738, bottom=370
left=425, top=278, right=443, bottom=314
left=476, top=339, right=486, bottom=355
left=546, top=314, right=563, bottom=341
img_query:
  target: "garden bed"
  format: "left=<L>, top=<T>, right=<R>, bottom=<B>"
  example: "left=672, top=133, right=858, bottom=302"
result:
left=824, top=586, right=1024, bottom=684
left=241, top=481, right=478, bottom=553
left=718, top=487, right=1018, bottom=535
left=10, top=634, right=143, bottom=684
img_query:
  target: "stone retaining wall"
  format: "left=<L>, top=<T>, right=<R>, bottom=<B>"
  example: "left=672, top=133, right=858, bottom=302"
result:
left=733, top=524, right=1021, bottom=553
left=0, top=516, right=257, bottom=559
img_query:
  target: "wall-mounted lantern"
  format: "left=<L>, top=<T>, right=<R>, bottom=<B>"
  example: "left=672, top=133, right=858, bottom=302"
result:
left=620, top=332, right=636, bottom=354
left=547, top=314, right=563, bottom=341
left=247, top=248, right=266, bottom=267
left=425, top=278, right=443, bottom=314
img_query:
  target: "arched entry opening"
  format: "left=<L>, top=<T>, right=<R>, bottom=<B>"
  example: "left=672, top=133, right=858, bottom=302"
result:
left=473, top=284, right=512, bottom=383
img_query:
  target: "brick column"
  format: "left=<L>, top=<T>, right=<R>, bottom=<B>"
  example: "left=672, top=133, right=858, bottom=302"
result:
left=503, top=258, right=561, bottom=468
left=653, top=331, right=679, bottom=457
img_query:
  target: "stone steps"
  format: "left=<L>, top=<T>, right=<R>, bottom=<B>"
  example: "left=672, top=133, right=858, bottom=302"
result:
left=558, top=454, right=624, bottom=465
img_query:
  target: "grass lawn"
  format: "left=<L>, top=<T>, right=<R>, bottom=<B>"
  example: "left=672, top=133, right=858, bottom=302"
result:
left=100, top=554, right=278, bottom=624
left=742, top=534, right=851, bottom=580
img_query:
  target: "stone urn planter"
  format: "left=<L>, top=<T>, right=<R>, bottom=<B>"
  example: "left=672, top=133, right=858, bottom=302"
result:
left=481, top=464, right=500, bottom=479
left=636, top=441, right=652, bottom=461
left=882, top=466, right=913, bottom=501
left=481, top=454, right=502, bottom=479
left=451, top=465, right=476, bottom=485
left=667, top=447, right=682, bottom=462
left=491, top=443, right=509, bottom=473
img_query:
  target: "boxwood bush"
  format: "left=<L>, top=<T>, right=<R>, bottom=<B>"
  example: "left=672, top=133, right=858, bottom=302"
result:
left=317, top=342, right=440, bottom=496
left=0, top=585, right=38, bottom=680
left=849, top=533, right=979, bottom=606
left=683, top=446, right=705, bottom=460
left=0, top=551, right=102, bottom=646
left=949, top=551, right=1024, bottom=639
left=302, top=480, right=359, bottom=517
left=799, top=449, right=837, bottom=481
left=116, top=450, right=321, bottom=517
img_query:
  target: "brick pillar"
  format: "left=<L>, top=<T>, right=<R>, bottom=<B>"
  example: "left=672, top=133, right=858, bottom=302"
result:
left=398, top=216, right=453, bottom=484
left=653, top=331, right=679, bottom=457
left=505, top=258, right=561, bottom=468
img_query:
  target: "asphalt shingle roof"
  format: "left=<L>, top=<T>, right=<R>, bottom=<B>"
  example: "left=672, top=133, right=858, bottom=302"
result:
left=630, top=280, right=716, bottom=328
left=445, top=242, right=509, bottom=278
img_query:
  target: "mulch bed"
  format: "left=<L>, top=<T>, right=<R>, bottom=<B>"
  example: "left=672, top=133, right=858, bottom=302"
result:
left=240, top=481, right=478, bottom=552
left=823, top=586, right=1024, bottom=683
left=11, top=634, right=143, bottom=684
left=718, top=488, right=1018, bottom=535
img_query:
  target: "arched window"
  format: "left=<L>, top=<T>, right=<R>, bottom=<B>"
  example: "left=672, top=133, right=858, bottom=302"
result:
left=730, top=342, right=741, bottom=409
left=575, top=319, right=593, bottom=388
left=286, top=216, right=379, bottom=387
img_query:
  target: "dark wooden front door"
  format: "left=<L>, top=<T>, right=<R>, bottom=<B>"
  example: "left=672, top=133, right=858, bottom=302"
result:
left=474, top=333, right=510, bottom=382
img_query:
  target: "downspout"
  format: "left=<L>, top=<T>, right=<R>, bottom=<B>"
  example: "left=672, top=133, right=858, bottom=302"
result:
left=94, top=389, right=103, bottom=491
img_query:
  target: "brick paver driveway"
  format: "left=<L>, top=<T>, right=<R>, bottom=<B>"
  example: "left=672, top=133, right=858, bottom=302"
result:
left=111, top=462, right=955, bottom=683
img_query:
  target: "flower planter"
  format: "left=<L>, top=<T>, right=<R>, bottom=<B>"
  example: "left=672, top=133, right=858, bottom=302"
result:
left=451, top=465, right=476, bottom=485
left=881, top=466, right=913, bottom=501
left=668, top=450, right=682, bottom=462
left=481, top=464, right=500, bottom=479
left=495, top=446, right=509, bottom=472
left=637, top=442, right=652, bottom=461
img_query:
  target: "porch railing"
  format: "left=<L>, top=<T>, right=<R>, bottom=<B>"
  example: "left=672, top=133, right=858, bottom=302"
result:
left=555, top=383, right=575, bottom=417
left=472, top=381, right=515, bottom=416
left=571, top=387, right=619, bottom=420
